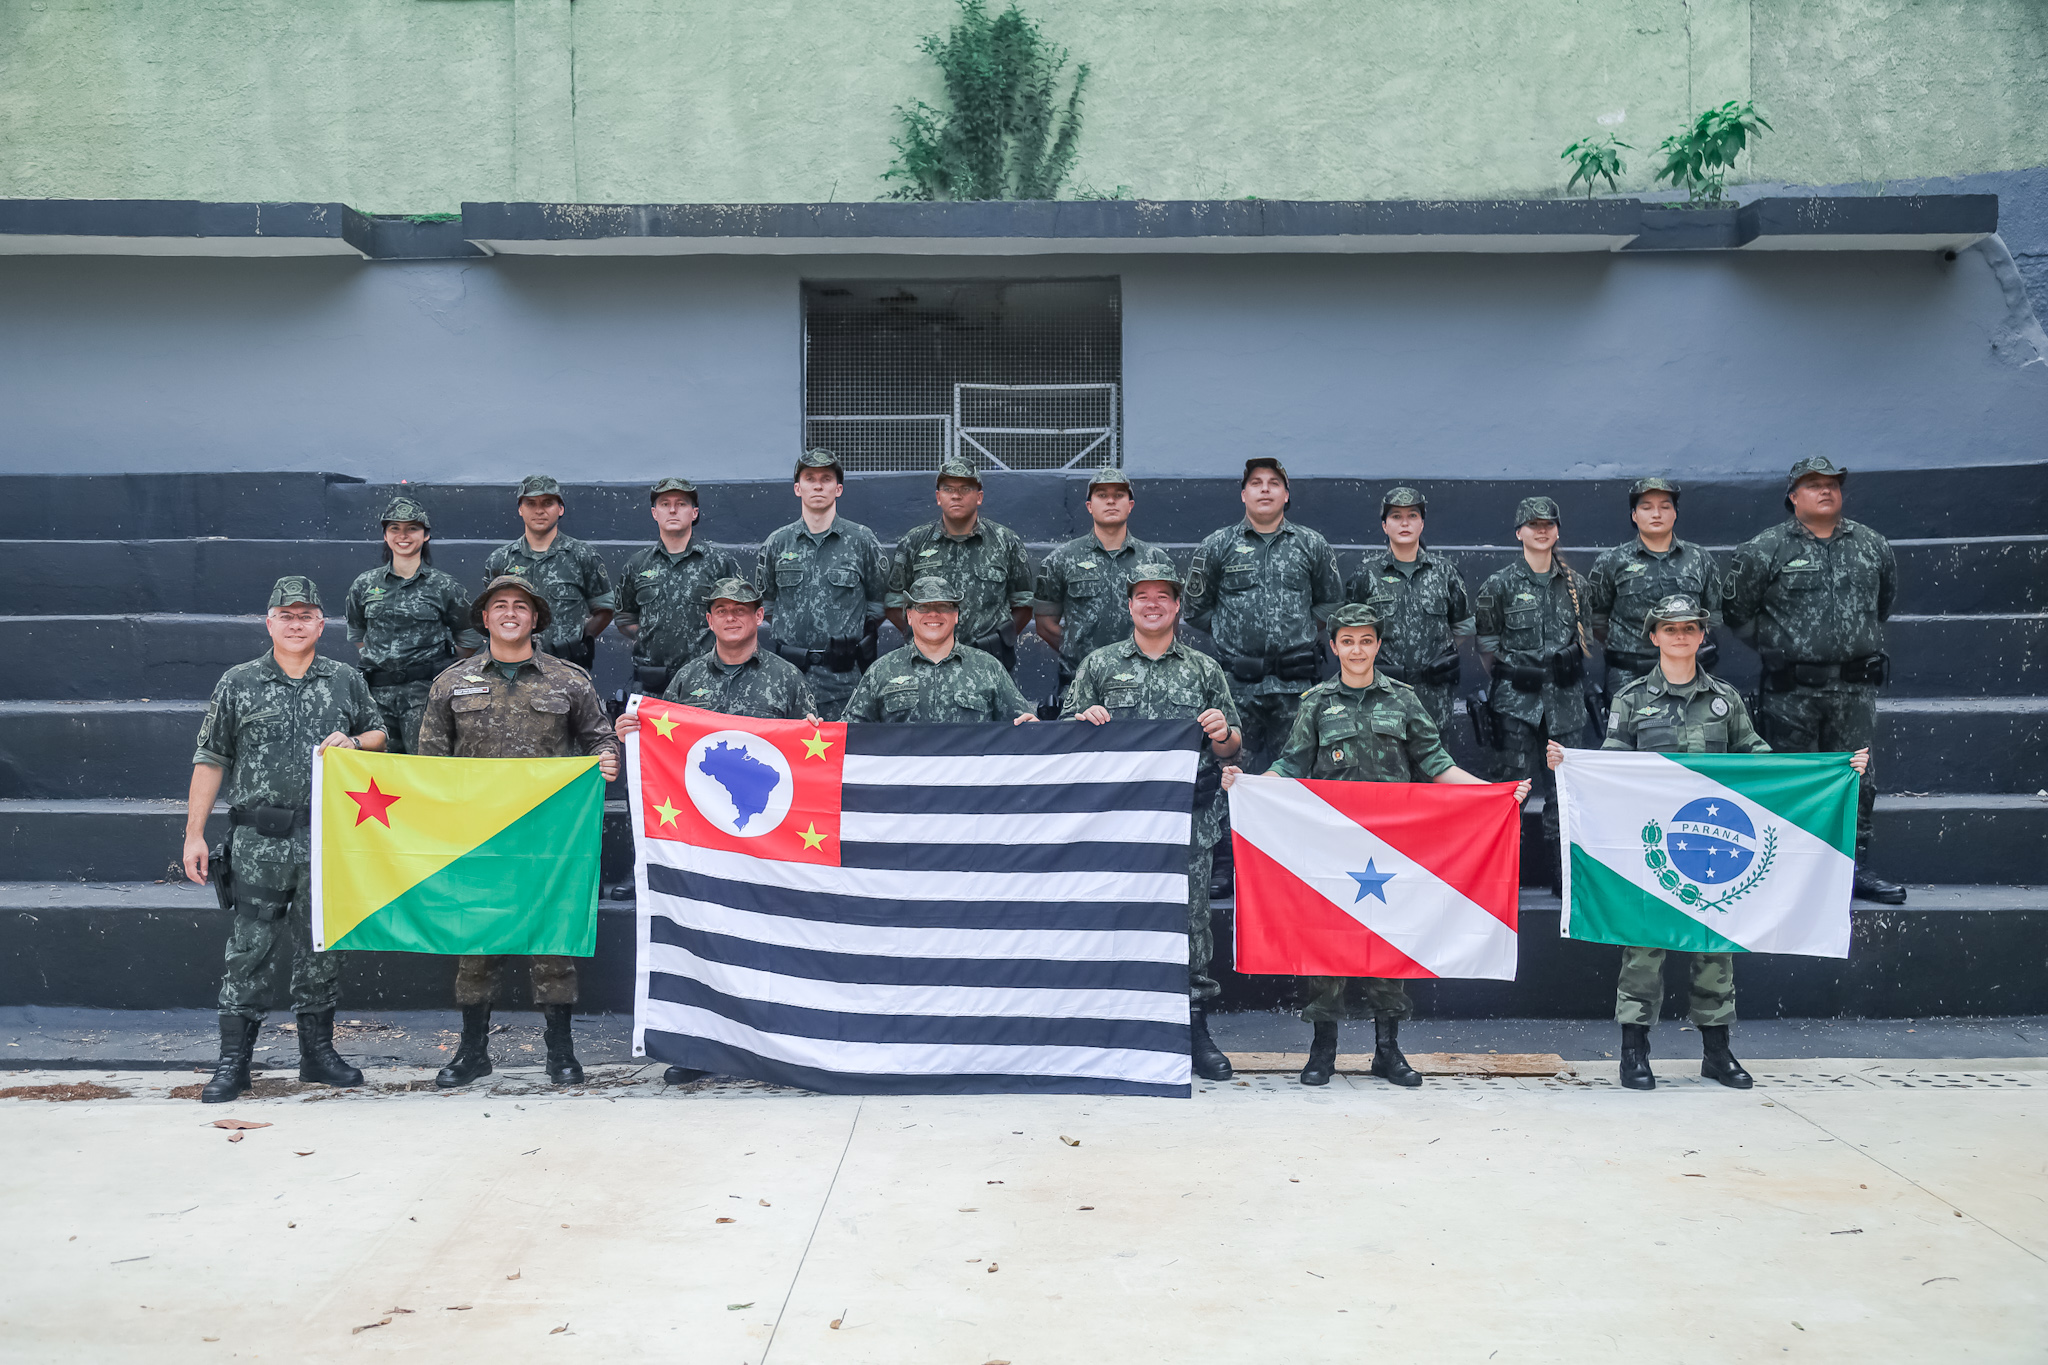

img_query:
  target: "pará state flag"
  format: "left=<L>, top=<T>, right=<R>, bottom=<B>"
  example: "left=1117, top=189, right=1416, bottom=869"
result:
left=628, top=699, right=1201, bottom=1097
left=1228, top=774, right=1523, bottom=979
left=1554, top=749, right=1858, bottom=957
left=311, top=748, right=603, bottom=955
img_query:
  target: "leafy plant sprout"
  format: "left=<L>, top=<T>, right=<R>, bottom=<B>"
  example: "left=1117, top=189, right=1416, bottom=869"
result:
left=1561, top=134, right=1631, bottom=197
left=1654, top=99, right=1773, bottom=204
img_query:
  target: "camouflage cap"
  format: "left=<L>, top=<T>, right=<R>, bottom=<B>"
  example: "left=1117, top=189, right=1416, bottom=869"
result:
left=1515, top=495, right=1562, bottom=527
left=471, top=573, right=553, bottom=633
left=905, top=575, right=963, bottom=606
left=1328, top=601, right=1386, bottom=632
left=1085, top=466, right=1134, bottom=493
left=379, top=495, right=431, bottom=530
left=516, top=474, right=564, bottom=501
left=1643, top=593, right=1711, bottom=631
left=1786, top=455, right=1849, bottom=488
left=1627, top=476, right=1681, bottom=506
left=649, top=476, right=698, bottom=502
left=704, top=576, right=762, bottom=607
left=1125, top=558, right=1183, bottom=594
left=1380, top=486, right=1426, bottom=518
left=268, top=575, right=322, bottom=610
left=1241, top=457, right=1289, bottom=487
left=935, top=457, right=983, bottom=487
left=796, top=448, right=845, bottom=479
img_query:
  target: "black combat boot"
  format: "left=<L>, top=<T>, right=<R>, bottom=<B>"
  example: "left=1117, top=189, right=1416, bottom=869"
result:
left=1698, top=1025, right=1754, bottom=1089
left=296, top=1010, right=364, bottom=1088
left=1619, top=1023, right=1656, bottom=1091
left=1852, top=867, right=1907, bottom=905
left=663, top=1065, right=710, bottom=1086
left=543, top=1004, right=584, bottom=1086
left=200, top=1015, right=259, bottom=1104
left=1190, top=1003, right=1233, bottom=1082
left=435, top=1003, right=494, bottom=1089
left=1299, top=1021, right=1339, bottom=1087
left=1370, top=1017, right=1423, bottom=1088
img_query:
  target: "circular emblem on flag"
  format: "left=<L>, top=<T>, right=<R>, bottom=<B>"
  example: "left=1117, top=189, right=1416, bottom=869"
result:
left=1640, top=798, right=1778, bottom=911
left=683, top=730, right=794, bottom=837
left=1710, top=697, right=1729, bottom=717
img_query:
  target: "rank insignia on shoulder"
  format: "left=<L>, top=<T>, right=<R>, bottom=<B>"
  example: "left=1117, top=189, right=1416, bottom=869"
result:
left=1710, top=697, right=1729, bottom=716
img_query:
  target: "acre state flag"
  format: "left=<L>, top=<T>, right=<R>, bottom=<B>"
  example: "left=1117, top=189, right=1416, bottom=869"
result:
left=1228, top=774, right=1523, bottom=979
left=311, top=748, right=603, bottom=955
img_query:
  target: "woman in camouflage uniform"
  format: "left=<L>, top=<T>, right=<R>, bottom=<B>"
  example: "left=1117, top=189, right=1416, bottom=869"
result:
left=344, top=496, right=480, bottom=753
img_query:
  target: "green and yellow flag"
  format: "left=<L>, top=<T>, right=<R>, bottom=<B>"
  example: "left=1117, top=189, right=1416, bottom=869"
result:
left=311, top=748, right=603, bottom=955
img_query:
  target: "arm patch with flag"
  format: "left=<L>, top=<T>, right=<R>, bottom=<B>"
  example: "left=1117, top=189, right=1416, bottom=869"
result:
left=628, top=702, right=1202, bottom=1097
left=1554, top=749, right=1858, bottom=957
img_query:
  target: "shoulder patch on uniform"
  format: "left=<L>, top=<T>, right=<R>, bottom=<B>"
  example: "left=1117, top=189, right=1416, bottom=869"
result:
left=1710, top=697, right=1729, bottom=716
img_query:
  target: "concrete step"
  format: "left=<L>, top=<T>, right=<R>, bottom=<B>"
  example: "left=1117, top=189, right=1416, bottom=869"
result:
left=2, top=879, right=2040, bottom=1017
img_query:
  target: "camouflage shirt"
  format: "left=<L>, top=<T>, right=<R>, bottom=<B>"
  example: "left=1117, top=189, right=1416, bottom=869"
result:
left=885, top=519, right=1035, bottom=645
left=481, top=533, right=617, bottom=653
left=1603, top=667, right=1769, bottom=754
left=614, top=538, right=744, bottom=671
left=1032, top=531, right=1162, bottom=671
left=193, top=652, right=384, bottom=812
left=1062, top=635, right=1240, bottom=845
left=756, top=517, right=888, bottom=650
left=1723, top=517, right=1897, bottom=664
left=1587, top=537, right=1723, bottom=659
left=1185, top=520, right=1343, bottom=695
left=842, top=641, right=1034, bottom=724
left=1268, top=673, right=1454, bottom=783
left=414, top=651, right=618, bottom=760
left=661, top=647, right=818, bottom=721
left=343, top=563, right=482, bottom=671
left=1474, top=558, right=1593, bottom=731
left=1343, top=549, right=1475, bottom=677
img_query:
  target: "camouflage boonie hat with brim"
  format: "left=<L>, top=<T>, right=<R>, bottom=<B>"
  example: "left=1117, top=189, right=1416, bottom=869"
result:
left=704, top=576, right=762, bottom=606
left=268, top=575, right=322, bottom=610
left=379, top=495, right=431, bottom=530
left=1380, top=486, right=1426, bottom=518
left=1643, top=593, right=1711, bottom=631
left=905, top=575, right=963, bottom=606
left=935, top=458, right=983, bottom=487
left=796, top=448, right=844, bottom=479
left=1328, top=601, right=1386, bottom=632
left=1242, top=457, right=1289, bottom=486
left=1085, top=466, right=1134, bottom=493
left=1627, top=476, right=1681, bottom=506
left=471, top=574, right=553, bottom=633
left=516, top=474, right=563, bottom=500
left=1125, top=558, right=1182, bottom=594
left=1515, top=495, right=1561, bottom=527
left=649, top=476, right=698, bottom=502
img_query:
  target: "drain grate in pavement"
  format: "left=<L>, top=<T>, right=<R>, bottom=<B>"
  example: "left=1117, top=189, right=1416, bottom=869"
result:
left=1865, top=1071, right=2038, bottom=1088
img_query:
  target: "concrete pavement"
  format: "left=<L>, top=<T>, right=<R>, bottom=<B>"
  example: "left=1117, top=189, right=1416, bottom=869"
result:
left=1, top=1058, right=2042, bottom=1362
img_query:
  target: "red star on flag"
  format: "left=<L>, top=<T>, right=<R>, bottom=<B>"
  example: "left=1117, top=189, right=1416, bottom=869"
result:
left=346, top=778, right=400, bottom=828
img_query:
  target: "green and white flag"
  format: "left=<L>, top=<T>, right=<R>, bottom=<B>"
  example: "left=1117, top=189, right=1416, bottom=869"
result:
left=1554, top=749, right=1859, bottom=958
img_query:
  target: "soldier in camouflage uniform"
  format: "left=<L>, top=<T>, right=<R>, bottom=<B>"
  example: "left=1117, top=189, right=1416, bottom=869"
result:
left=844, top=576, right=1038, bottom=724
left=1343, top=486, right=1474, bottom=731
left=343, top=496, right=481, bottom=753
left=1034, top=467, right=1161, bottom=702
left=416, top=575, right=621, bottom=1089
left=615, top=476, right=743, bottom=697
left=885, top=459, right=1034, bottom=672
left=1229, top=602, right=1526, bottom=1089
left=1474, top=496, right=1595, bottom=893
left=482, top=474, right=616, bottom=670
left=1723, top=456, right=1905, bottom=904
left=1586, top=477, right=1724, bottom=699
left=182, top=576, right=387, bottom=1103
left=1063, top=557, right=1242, bottom=1081
left=757, top=450, right=888, bottom=720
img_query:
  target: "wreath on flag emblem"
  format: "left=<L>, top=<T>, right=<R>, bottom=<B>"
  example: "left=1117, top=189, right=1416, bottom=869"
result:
left=1640, top=815, right=1778, bottom=912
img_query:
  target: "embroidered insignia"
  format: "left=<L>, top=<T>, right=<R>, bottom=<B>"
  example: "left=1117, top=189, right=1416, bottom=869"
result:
left=1331, top=748, right=1345, bottom=761
left=1233, top=545, right=1255, bottom=554
left=1785, top=558, right=1810, bottom=568
left=641, top=569, right=660, bottom=578
left=918, top=548, right=939, bottom=557
left=462, top=675, right=485, bottom=683
left=1515, top=592, right=1536, bottom=602
left=1623, top=563, right=1646, bottom=573
left=451, top=686, right=491, bottom=697
left=1078, top=559, right=1097, bottom=569
left=1112, top=672, right=1136, bottom=682
left=891, top=675, right=915, bottom=685
left=1710, top=697, right=1729, bottom=717
left=781, top=551, right=800, bottom=559
left=366, top=587, right=386, bottom=596
left=506, top=566, right=526, bottom=573
left=691, top=688, right=712, bottom=697
left=1383, top=574, right=1399, bottom=582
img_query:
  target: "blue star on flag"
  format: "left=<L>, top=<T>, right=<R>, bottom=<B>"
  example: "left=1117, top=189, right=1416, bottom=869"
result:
left=1349, top=860, right=1396, bottom=904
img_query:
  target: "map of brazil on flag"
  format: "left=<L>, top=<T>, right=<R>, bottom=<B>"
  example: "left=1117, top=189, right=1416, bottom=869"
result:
left=1228, top=774, right=1524, bottom=980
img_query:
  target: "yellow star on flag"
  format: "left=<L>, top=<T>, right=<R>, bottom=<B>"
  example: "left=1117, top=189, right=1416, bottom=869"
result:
left=653, top=797, right=681, bottom=826
left=798, top=823, right=827, bottom=851
left=803, top=728, right=833, bottom=761
left=649, top=713, right=680, bottom=741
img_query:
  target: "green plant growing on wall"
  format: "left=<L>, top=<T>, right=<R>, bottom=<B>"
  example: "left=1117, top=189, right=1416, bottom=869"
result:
left=883, top=0, right=1089, bottom=201
left=1560, top=134, right=1631, bottom=198
left=1654, top=100, right=1772, bottom=204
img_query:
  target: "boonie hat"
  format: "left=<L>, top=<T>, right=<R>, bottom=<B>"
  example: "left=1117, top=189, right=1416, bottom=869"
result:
left=1627, top=477, right=1681, bottom=507
left=935, top=458, right=983, bottom=488
left=705, top=577, right=762, bottom=607
left=516, top=474, right=564, bottom=501
left=472, top=574, right=552, bottom=632
left=379, top=495, right=431, bottom=530
left=905, top=575, right=963, bottom=606
left=1515, top=496, right=1561, bottom=527
left=649, top=476, right=698, bottom=502
left=1643, top=593, right=1711, bottom=631
left=268, top=575, right=322, bottom=610
left=1329, top=601, right=1386, bottom=632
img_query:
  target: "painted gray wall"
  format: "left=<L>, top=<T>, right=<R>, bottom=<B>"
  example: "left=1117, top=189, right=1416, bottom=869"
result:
left=4, top=241, right=2044, bottom=484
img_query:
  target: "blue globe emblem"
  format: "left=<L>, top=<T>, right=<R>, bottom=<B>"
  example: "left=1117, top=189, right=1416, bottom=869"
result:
left=1665, top=797, right=1757, bottom=885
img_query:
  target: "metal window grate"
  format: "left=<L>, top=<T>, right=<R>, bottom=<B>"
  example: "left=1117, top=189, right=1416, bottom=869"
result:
left=803, top=278, right=1122, bottom=474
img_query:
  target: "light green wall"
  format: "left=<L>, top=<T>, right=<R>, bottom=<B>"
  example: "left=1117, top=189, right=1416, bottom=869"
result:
left=3, top=0, right=2043, bottom=209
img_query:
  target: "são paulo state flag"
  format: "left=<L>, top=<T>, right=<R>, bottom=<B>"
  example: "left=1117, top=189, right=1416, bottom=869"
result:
left=1228, top=774, right=1524, bottom=979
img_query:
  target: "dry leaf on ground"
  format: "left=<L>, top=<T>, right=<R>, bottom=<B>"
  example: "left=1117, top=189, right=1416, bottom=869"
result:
left=226, top=1133, right=243, bottom=1143
left=445, top=1305, right=472, bottom=1311
left=210, top=1120, right=271, bottom=1130
left=1059, top=1135, right=1079, bottom=1147
left=294, top=1151, right=315, bottom=1157
left=757, top=1199, right=770, bottom=1206
left=715, top=1217, right=736, bottom=1224
left=550, top=1325, right=568, bottom=1335
left=351, top=1318, right=391, bottom=1335
left=0, top=1082, right=126, bottom=1102
left=830, top=1313, right=845, bottom=1329
left=506, top=1271, right=521, bottom=1281
left=986, top=1263, right=999, bottom=1274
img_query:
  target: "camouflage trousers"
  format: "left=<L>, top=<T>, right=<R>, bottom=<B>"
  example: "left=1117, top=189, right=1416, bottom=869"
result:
left=1758, top=681, right=1878, bottom=861
left=1615, top=946, right=1735, bottom=1026
left=1298, top=976, right=1413, bottom=1024
left=218, top=842, right=341, bottom=1021
left=371, top=679, right=434, bottom=755
left=1188, top=840, right=1220, bottom=1003
left=454, top=955, right=579, bottom=1006
left=1232, top=688, right=1308, bottom=775
left=1496, top=714, right=1584, bottom=849
left=803, top=665, right=861, bottom=722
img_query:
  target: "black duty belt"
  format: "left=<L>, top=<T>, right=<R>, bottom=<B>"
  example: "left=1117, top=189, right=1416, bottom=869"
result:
left=229, top=805, right=312, bottom=837
left=1604, top=649, right=1659, bottom=678
left=1218, top=643, right=1320, bottom=685
left=1764, top=653, right=1889, bottom=689
left=364, top=653, right=455, bottom=689
left=774, top=638, right=862, bottom=674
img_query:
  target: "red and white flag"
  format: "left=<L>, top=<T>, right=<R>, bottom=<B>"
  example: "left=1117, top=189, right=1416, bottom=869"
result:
left=1228, top=774, right=1523, bottom=979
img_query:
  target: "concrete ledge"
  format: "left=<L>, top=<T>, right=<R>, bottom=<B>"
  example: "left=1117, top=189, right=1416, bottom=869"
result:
left=0, top=200, right=367, bottom=257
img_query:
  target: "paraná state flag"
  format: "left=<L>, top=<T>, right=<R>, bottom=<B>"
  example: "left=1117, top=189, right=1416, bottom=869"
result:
left=628, top=699, right=1201, bottom=1097
left=1227, top=774, right=1523, bottom=979
left=1554, top=748, right=1857, bottom=957
left=311, top=748, right=603, bottom=955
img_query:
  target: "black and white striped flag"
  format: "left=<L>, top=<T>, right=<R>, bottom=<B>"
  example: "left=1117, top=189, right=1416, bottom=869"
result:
left=628, top=705, right=1201, bottom=1097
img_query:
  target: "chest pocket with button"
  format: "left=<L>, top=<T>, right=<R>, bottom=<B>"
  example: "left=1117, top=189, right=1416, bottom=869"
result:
left=1503, top=602, right=1543, bottom=651
left=1316, top=711, right=1362, bottom=773
left=880, top=679, right=921, bottom=718
left=450, top=691, right=494, bottom=714
left=1369, top=713, right=1411, bottom=773
left=774, top=561, right=806, bottom=588
left=1066, top=574, right=1104, bottom=600
left=1697, top=720, right=1729, bottom=753
left=530, top=691, right=572, bottom=716
left=1102, top=685, right=1141, bottom=715
left=826, top=566, right=863, bottom=593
